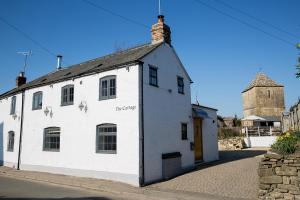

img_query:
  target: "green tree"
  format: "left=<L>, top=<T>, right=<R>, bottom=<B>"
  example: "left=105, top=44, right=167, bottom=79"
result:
left=297, top=43, right=300, bottom=78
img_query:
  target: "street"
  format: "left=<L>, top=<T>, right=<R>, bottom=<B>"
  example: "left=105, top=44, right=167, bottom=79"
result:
left=0, top=176, right=122, bottom=200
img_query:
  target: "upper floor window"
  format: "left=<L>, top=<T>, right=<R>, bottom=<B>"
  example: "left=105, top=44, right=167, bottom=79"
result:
left=43, top=127, right=60, bottom=151
left=177, top=76, right=184, bottom=94
left=96, top=124, right=117, bottom=153
left=32, top=91, right=43, bottom=110
left=10, top=96, right=16, bottom=115
left=268, top=90, right=271, bottom=98
left=7, top=131, right=15, bottom=152
left=149, top=66, right=158, bottom=87
left=99, top=76, right=116, bottom=100
left=61, top=85, right=74, bottom=106
left=181, top=123, right=188, bottom=140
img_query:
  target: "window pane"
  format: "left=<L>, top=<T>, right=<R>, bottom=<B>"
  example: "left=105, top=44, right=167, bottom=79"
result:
left=44, top=127, right=60, bottom=151
left=63, top=88, right=68, bottom=103
left=7, top=131, right=14, bottom=151
left=102, top=80, right=108, bottom=97
left=177, top=77, right=184, bottom=94
left=10, top=96, right=16, bottom=114
left=69, top=87, right=74, bottom=102
left=109, top=78, right=116, bottom=96
left=97, top=124, right=117, bottom=153
left=33, top=92, right=43, bottom=109
left=149, top=67, right=158, bottom=86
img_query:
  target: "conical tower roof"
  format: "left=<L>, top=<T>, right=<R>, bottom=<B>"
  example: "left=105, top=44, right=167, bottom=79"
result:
left=242, top=73, right=283, bottom=93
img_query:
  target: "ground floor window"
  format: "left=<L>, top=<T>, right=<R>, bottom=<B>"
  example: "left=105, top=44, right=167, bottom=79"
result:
left=181, top=123, right=188, bottom=140
left=43, top=127, right=60, bottom=151
left=96, top=124, right=117, bottom=153
left=7, top=131, right=15, bottom=152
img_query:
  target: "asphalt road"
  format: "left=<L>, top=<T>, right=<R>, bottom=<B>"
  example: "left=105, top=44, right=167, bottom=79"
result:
left=0, top=175, right=122, bottom=200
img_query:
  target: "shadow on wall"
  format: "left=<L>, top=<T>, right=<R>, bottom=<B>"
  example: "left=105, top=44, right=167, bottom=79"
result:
left=0, top=122, right=3, bottom=166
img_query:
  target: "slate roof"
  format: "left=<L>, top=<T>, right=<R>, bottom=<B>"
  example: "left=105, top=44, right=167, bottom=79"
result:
left=242, top=73, right=283, bottom=93
left=0, top=42, right=162, bottom=99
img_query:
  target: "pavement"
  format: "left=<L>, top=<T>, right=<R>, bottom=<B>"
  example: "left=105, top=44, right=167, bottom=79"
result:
left=0, top=175, right=120, bottom=200
left=0, top=148, right=268, bottom=200
left=151, top=148, right=268, bottom=200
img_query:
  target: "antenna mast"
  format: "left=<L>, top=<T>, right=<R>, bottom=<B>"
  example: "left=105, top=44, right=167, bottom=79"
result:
left=17, top=50, right=32, bottom=75
left=159, top=0, right=162, bottom=15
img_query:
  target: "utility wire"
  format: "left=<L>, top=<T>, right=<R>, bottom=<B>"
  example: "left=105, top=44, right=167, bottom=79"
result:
left=192, top=0, right=296, bottom=47
left=0, top=16, right=57, bottom=57
left=215, top=0, right=299, bottom=39
left=81, top=0, right=150, bottom=30
left=0, top=16, right=71, bottom=66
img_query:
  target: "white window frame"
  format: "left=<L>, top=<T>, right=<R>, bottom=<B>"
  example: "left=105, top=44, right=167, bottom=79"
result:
left=10, top=96, right=16, bottom=115
left=43, top=127, right=60, bottom=152
left=32, top=91, right=43, bottom=110
left=96, top=124, right=117, bottom=154
left=61, top=84, right=74, bottom=106
left=7, top=131, right=15, bottom=152
left=99, top=76, right=116, bottom=100
left=149, top=65, right=158, bottom=87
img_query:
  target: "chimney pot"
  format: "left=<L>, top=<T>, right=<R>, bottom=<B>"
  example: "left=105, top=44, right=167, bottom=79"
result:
left=157, top=15, right=164, bottom=23
left=16, top=71, right=26, bottom=87
left=57, top=55, right=62, bottom=70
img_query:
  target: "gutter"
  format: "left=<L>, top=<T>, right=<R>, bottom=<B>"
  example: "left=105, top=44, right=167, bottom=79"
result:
left=138, top=61, right=145, bottom=186
left=17, top=89, right=25, bottom=170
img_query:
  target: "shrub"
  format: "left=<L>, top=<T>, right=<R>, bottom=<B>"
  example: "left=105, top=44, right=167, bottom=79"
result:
left=271, top=131, right=300, bottom=154
left=218, top=127, right=241, bottom=139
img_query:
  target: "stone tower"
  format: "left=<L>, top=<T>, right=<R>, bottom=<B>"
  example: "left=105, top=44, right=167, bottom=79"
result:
left=242, top=73, right=285, bottom=119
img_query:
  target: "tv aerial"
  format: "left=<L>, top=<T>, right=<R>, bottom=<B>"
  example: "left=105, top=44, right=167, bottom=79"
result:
left=17, top=50, right=32, bottom=75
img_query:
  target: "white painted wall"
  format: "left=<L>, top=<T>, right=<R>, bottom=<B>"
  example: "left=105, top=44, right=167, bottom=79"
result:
left=0, top=65, right=141, bottom=186
left=0, top=93, right=22, bottom=168
left=142, top=43, right=195, bottom=183
left=244, top=136, right=277, bottom=147
left=200, top=107, right=219, bottom=162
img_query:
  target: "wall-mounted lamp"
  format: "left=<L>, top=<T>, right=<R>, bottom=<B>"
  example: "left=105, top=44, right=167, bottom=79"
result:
left=12, top=113, right=18, bottom=120
left=78, top=101, right=88, bottom=112
left=44, top=106, right=53, bottom=117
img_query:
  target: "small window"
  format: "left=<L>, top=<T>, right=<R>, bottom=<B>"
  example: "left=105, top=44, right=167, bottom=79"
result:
left=149, top=66, right=158, bottom=87
left=32, top=91, right=43, bottom=110
left=99, top=76, right=116, bottom=100
left=177, top=76, right=184, bottom=94
left=61, top=85, right=74, bottom=106
left=181, top=123, right=187, bottom=140
left=268, top=90, right=271, bottom=98
left=10, top=96, right=16, bottom=115
left=7, top=131, right=15, bottom=152
left=96, top=124, right=117, bottom=153
left=43, top=127, right=60, bottom=151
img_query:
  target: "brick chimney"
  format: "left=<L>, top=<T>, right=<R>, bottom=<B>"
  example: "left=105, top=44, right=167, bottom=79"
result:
left=151, top=15, right=171, bottom=45
left=16, top=72, right=26, bottom=87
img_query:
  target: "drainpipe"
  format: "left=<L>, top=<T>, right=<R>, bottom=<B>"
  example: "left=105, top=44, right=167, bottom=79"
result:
left=17, top=90, right=25, bottom=170
left=138, top=61, right=145, bottom=186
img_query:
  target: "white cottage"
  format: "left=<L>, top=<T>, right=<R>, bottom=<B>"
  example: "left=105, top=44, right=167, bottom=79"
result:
left=0, top=15, right=218, bottom=186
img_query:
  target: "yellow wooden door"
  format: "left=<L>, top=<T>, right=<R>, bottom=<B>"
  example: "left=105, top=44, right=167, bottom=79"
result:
left=194, top=118, right=203, bottom=161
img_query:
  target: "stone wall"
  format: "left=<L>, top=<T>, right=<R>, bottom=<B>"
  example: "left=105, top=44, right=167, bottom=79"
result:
left=242, top=86, right=285, bottom=118
left=258, top=153, right=300, bottom=200
left=218, top=137, right=246, bottom=150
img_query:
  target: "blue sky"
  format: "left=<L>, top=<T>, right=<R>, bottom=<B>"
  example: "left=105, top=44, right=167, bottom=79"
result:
left=0, top=0, right=299, bottom=117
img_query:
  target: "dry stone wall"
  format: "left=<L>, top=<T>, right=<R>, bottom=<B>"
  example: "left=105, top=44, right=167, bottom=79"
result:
left=258, top=153, right=300, bottom=200
left=218, top=137, right=246, bottom=150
